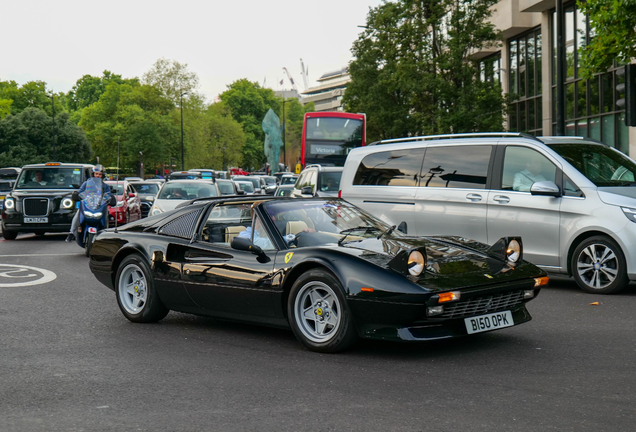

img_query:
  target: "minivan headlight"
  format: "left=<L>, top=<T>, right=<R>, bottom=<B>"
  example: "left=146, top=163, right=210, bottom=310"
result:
left=4, top=198, right=14, bottom=209
left=621, top=207, right=636, bottom=223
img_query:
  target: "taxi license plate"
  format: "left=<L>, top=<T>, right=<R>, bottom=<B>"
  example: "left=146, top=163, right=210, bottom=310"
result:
left=465, top=311, right=514, bottom=334
left=24, top=217, right=48, bottom=223
left=88, top=227, right=97, bottom=233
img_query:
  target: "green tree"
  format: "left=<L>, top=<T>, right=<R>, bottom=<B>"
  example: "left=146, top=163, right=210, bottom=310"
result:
left=578, top=0, right=636, bottom=77
left=344, top=0, right=506, bottom=141
left=142, top=58, right=202, bottom=105
left=0, top=107, right=91, bottom=166
left=66, top=71, right=138, bottom=112
left=219, top=79, right=280, bottom=170
left=0, top=80, right=64, bottom=117
left=80, top=82, right=179, bottom=173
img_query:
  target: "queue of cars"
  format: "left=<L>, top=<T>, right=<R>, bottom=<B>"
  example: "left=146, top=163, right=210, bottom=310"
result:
left=4, top=131, right=636, bottom=352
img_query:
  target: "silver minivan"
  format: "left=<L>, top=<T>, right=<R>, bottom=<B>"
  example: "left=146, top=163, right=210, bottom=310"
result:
left=340, top=132, right=636, bottom=294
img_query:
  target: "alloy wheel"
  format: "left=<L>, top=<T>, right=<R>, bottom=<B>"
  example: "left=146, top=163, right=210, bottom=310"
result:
left=294, top=281, right=342, bottom=343
left=576, top=243, right=619, bottom=290
left=118, top=263, right=148, bottom=315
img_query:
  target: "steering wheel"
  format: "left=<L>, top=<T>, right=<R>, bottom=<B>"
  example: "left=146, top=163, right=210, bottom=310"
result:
left=287, top=231, right=307, bottom=247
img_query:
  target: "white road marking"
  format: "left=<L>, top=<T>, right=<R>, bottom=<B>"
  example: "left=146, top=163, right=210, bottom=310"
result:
left=0, top=264, right=57, bottom=287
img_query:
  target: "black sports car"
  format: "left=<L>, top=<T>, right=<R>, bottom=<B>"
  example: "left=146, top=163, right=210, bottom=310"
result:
left=89, top=196, right=548, bottom=352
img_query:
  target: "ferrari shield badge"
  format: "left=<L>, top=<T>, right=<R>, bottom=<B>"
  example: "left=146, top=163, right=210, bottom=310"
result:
left=285, top=252, right=294, bottom=264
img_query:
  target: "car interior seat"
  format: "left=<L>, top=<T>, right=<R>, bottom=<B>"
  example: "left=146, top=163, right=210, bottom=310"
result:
left=286, top=221, right=308, bottom=236
left=225, top=226, right=247, bottom=243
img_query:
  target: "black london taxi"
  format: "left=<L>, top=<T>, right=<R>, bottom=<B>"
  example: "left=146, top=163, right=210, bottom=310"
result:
left=1, top=162, right=94, bottom=239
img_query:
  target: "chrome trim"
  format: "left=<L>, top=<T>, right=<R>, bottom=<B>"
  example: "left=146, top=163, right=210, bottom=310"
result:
left=23, top=198, right=50, bottom=216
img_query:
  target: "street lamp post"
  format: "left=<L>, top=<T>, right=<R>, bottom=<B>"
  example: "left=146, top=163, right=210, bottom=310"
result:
left=180, top=92, right=188, bottom=170
left=281, top=98, right=294, bottom=171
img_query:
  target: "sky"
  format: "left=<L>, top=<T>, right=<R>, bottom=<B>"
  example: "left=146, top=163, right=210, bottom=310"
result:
left=2, top=0, right=383, bottom=103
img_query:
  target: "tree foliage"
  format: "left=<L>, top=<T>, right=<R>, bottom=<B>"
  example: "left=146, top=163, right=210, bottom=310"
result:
left=0, top=80, right=64, bottom=117
left=66, top=71, right=138, bottom=112
left=219, top=79, right=281, bottom=170
left=80, top=82, right=179, bottom=172
left=344, top=0, right=506, bottom=141
left=0, top=107, right=91, bottom=166
left=578, top=0, right=636, bottom=77
left=142, top=58, right=201, bottom=105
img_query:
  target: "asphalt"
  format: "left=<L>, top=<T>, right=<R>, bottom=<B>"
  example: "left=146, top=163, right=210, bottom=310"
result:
left=1, top=232, right=635, bottom=432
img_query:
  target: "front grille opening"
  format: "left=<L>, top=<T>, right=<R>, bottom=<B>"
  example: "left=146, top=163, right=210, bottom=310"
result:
left=441, top=290, right=524, bottom=319
left=23, top=198, right=49, bottom=216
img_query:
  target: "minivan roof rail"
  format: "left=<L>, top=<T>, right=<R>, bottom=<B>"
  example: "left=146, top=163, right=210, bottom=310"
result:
left=369, top=132, right=543, bottom=145
left=305, top=164, right=322, bottom=170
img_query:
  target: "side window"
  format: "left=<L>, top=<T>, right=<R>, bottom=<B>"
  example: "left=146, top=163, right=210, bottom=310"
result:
left=201, top=203, right=252, bottom=245
left=84, top=169, right=91, bottom=182
left=308, top=171, right=317, bottom=189
left=353, top=148, right=425, bottom=186
left=295, top=172, right=307, bottom=189
left=563, top=174, right=584, bottom=197
left=421, top=145, right=492, bottom=189
left=252, top=214, right=275, bottom=250
left=502, top=146, right=557, bottom=191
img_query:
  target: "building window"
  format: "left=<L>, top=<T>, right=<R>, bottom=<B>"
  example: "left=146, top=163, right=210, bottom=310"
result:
left=551, top=4, right=629, bottom=154
left=479, top=53, right=501, bottom=86
left=509, top=28, right=543, bottom=136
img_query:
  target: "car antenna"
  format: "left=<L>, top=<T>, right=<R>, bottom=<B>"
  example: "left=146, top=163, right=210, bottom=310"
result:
left=114, top=136, right=120, bottom=233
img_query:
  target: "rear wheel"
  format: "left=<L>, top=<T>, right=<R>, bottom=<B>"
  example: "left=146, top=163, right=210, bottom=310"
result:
left=2, top=229, right=17, bottom=240
left=572, top=235, right=628, bottom=294
left=115, top=254, right=169, bottom=323
left=288, top=269, right=358, bottom=353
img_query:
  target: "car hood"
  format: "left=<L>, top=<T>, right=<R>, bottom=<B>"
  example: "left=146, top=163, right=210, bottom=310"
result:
left=336, top=235, right=541, bottom=291
left=597, top=187, right=636, bottom=208
left=137, top=194, right=155, bottom=201
left=9, top=189, right=75, bottom=199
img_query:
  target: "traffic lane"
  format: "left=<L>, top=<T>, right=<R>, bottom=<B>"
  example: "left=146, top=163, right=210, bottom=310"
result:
left=1, top=253, right=635, bottom=432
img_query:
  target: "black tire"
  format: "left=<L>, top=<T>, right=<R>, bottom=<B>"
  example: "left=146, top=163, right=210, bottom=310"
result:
left=288, top=269, right=358, bottom=353
left=2, top=229, right=17, bottom=240
left=571, top=235, right=628, bottom=294
left=115, top=254, right=169, bottom=323
left=85, top=232, right=94, bottom=257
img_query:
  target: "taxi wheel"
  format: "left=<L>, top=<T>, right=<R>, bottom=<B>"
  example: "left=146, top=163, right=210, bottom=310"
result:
left=2, top=229, right=17, bottom=240
left=288, top=269, right=358, bottom=353
left=572, top=236, right=628, bottom=294
left=115, top=254, right=169, bottom=323
left=85, top=233, right=94, bottom=257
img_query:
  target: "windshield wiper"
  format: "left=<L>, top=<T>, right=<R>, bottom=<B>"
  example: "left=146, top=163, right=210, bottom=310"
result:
left=377, top=225, right=396, bottom=240
left=338, top=226, right=380, bottom=246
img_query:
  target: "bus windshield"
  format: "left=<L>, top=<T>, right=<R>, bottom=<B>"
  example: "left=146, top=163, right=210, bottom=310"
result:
left=304, top=116, right=363, bottom=166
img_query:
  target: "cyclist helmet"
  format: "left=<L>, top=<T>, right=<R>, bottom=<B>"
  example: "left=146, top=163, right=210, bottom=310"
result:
left=92, top=164, right=105, bottom=175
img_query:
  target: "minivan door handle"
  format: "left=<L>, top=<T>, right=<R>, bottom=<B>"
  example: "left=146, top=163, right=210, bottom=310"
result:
left=466, top=193, right=483, bottom=202
left=493, top=195, right=510, bottom=204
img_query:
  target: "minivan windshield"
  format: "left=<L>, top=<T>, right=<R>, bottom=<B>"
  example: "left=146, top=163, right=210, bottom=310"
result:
left=548, top=143, right=636, bottom=187
left=16, top=168, right=83, bottom=189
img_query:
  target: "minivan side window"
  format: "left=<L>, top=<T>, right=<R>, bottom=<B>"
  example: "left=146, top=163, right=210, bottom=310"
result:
left=420, top=145, right=492, bottom=189
left=563, top=174, right=584, bottom=197
left=502, top=146, right=557, bottom=191
left=353, top=149, right=424, bottom=187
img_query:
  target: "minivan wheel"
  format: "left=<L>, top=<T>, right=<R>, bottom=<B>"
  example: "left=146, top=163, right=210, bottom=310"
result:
left=572, top=236, right=628, bottom=294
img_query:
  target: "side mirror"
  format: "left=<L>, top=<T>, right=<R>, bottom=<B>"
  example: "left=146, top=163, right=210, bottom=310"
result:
left=301, top=186, right=314, bottom=196
left=71, top=191, right=80, bottom=202
left=128, top=193, right=136, bottom=198
left=397, top=221, right=408, bottom=234
left=236, top=189, right=245, bottom=195
left=530, top=181, right=561, bottom=197
left=231, top=236, right=264, bottom=256
left=109, top=196, right=117, bottom=207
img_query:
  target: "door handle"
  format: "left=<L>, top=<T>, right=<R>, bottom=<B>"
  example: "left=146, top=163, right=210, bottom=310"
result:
left=466, top=193, right=483, bottom=202
left=493, top=195, right=510, bottom=204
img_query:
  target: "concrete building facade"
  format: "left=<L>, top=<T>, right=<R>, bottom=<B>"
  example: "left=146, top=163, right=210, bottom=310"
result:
left=478, top=0, right=636, bottom=155
left=301, top=68, right=350, bottom=112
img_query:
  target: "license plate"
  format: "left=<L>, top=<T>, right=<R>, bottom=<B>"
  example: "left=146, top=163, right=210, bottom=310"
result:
left=465, top=311, right=514, bottom=334
left=24, top=217, right=48, bottom=223
left=88, top=227, right=97, bottom=233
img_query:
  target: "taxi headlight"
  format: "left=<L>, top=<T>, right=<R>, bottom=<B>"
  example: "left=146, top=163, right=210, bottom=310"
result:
left=407, top=250, right=426, bottom=276
left=151, top=205, right=163, bottom=216
left=4, top=198, right=14, bottom=209
left=61, top=198, right=74, bottom=209
left=507, top=239, right=521, bottom=263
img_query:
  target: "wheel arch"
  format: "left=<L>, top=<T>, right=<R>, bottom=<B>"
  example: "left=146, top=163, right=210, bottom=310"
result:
left=566, top=230, right=622, bottom=276
left=111, top=245, right=151, bottom=286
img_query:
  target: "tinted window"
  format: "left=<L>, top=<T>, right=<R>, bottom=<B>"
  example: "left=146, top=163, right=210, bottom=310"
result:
left=319, top=171, right=342, bottom=192
left=564, top=173, right=584, bottom=197
left=421, top=146, right=492, bottom=189
left=502, top=146, right=557, bottom=191
left=158, top=182, right=218, bottom=200
left=131, top=183, right=159, bottom=194
left=16, top=168, right=84, bottom=189
left=353, top=149, right=424, bottom=187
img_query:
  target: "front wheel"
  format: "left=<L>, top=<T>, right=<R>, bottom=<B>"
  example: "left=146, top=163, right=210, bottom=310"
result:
left=572, top=235, right=628, bottom=294
left=288, top=269, right=358, bottom=353
left=85, top=232, right=94, bottom=257
left=2, top=229, right=18, bottom=240
left=115, top=254, right=169, bottom=323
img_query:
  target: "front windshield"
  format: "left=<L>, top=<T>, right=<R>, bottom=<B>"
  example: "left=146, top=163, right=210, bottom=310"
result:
left=158, top=182, right=218, bottom=200
left=262, top=176, right=277, bottom=185
left=16, top=168, right=83, bottom=189
left=131, top=183, right=159, bottom=194
left=216, top=181, right=234, bottom=195
left=319, top=172, right=342, bottom=192
left=264, top=199, right=396, bottom=247
left=281, top=176, right=297, bottom=185
left=106, top=183, right=125, bottom=195
left=548, top=143, right=636, bottom=186
left=0, top=182, right=13, bottom=192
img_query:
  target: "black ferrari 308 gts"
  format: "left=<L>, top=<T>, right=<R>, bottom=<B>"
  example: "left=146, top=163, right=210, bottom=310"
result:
left=88, top=196, right=548, bottom=352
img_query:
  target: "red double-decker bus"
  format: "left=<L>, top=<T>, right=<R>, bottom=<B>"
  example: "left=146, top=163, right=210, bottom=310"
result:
left=300, top=112, right=366, bottom=168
